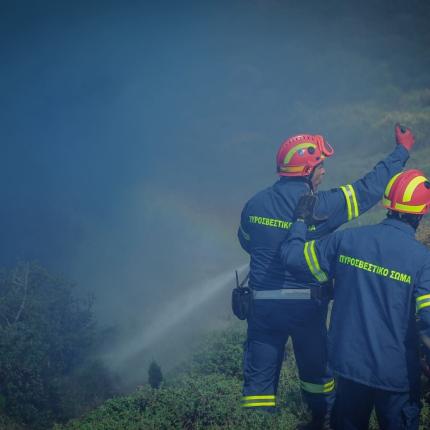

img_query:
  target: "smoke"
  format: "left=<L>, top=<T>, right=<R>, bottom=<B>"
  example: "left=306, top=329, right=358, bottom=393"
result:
left=105, top=263, right=248, bottom=374
left=1, top=0, right=429, bottom=388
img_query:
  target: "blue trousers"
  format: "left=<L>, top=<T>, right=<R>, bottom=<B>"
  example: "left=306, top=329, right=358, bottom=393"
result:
left=242, top=298, right=335, bottom=417
left=333, top=376, right=420, bottom=430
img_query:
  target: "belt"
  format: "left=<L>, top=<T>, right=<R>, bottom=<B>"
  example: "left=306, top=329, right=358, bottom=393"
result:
left=253, top=289, right=312, bottom=300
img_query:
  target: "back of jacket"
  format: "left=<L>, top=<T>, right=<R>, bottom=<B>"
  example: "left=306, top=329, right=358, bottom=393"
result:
left=238, top=146, right=409, bottom=290
left=326, top=219, right=429, bottom=391
left=239, top=178, right=339, bottom=289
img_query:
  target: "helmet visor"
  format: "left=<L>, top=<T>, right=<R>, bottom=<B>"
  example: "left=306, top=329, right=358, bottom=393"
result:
left=321, top=140, right=334, bottom=157
left=314, top=135, right=334, bottom=158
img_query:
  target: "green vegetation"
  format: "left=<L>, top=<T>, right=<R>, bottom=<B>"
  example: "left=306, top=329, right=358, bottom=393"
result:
left=55, top=323, right=306, bottom=430
left=2, top=87, right=430, bottom=428
left=148, top=361, right=163, bottom=390
left=50, top=215, right=430, bottom=430
left=54, top=321, right=430, bottom=430
left=1, top=2, right=430, bottom=426
left=3, top=224, right=430, bottom=430
left=2, top=88, right=430, bottom=428
left=0, top=263, right=116, bottom=430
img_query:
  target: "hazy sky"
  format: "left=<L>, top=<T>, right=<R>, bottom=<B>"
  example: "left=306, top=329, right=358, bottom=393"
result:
left=1, top=0, right=429, bottom=382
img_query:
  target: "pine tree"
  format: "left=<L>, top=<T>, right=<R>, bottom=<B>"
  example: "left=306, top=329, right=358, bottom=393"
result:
left=148, top=360, right=163, bottom=389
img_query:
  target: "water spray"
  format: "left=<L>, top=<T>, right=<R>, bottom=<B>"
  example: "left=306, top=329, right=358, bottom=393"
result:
left=109, top=263, right=248, bottom=366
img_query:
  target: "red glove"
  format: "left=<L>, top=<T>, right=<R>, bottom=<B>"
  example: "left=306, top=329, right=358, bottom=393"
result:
left=395, top=123, right=415, bottom=151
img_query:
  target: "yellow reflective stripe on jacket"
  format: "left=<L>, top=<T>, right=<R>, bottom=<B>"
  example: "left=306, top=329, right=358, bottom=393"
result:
left=340, top=184, right=359, bottom=221
left=242, top=395, right=276, bottom=407
left=350, top=186, right=359, bottom=218
left=416, top=294, right=430, bottom=312
left=300, top=379, right=335, bottom=394
left=417, top=302, right=430, bottom=311
left=304, top=241, right=328, bottom=283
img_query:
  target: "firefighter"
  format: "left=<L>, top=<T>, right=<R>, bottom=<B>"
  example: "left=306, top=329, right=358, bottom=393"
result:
left=280, top=169, right=430, bottom=429
left=237, top=125, right=414, bottom=429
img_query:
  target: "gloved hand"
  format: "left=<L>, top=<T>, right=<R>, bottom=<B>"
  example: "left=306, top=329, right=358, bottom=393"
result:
left=294, top=194, right=317, bottom=223
left=395, top=123, right=415, bottom=151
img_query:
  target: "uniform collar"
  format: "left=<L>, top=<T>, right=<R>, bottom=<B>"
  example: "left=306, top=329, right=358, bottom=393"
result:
left=381, top=217, right=416, bottom=237
left=276, top=176, right=312, bottom=192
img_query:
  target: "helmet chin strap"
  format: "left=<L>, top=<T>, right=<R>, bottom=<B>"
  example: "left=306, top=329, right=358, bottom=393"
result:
left=307, top=168, right=316, bottom=194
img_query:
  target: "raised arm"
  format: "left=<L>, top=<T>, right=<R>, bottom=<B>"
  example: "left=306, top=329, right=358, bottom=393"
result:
left=312, top=125, right=413, bottom=236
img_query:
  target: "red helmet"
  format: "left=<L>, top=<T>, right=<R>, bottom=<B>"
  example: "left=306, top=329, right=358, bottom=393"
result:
left=383, top=169, right=430, bottom=215
left=276, top=134, right=334, bottom=176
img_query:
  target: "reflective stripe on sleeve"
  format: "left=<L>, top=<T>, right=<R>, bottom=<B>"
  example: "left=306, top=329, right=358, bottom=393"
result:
left=340, top=184, right=359, bottom=221
left=304, top=241, right=328, bottom=283
left=300, top=379, right=335, bottom=394
left=416, top=294, right=430, bottom=312
left=242, top=395, right=276, bottom=407
left=240, top=224, right=250, bottom=241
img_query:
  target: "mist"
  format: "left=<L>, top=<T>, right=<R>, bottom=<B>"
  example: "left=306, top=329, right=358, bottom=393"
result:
left=1, top=0, right=430, bottom=386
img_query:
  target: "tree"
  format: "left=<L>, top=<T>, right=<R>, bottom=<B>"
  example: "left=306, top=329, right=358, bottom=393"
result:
left=0, top=262, right=115, bottom=429
left=148, top=360, right=163, bottom=389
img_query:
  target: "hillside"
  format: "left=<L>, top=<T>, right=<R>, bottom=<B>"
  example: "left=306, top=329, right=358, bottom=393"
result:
left=54, top=322, right=430, bottom=430
left=1, top=0, right=430, bottom=428
left=53, top=323, right=316, bottom=430
left=52, top=95, right=430, bottom=428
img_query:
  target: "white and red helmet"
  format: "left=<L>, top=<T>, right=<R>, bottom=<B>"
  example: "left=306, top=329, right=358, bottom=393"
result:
left=276, top=134, right=334, bottom=177
left=383, top=169, right=430, bottom=215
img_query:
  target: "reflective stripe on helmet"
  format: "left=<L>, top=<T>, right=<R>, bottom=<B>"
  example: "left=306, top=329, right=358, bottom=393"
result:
left=276, top=134, right=333, bottom=177
left=383, top=170, right=430, bottom=215
left=384, top=172, right=402, bottom=199
left=403, top=176, right=428, bottom=202
left=382, top=197, right=391, bottom=207
left=394, top=202, right=426, bottom=213
left=304, top=241, right=328, bottom=283
left=340, top=185, right=359, bottom=221
left=280, top=165, right=304, bottom=173
left=283, top=143, right=317, bottom=164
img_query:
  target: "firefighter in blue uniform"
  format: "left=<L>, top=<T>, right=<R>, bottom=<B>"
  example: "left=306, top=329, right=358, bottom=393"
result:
left=237, top=125, right=414, bottom=429
left=281, top=168, right=430, bottom=429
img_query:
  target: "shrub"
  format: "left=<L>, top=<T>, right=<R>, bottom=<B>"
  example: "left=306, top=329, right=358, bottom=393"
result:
left=0, top=263, right=115, bottom=429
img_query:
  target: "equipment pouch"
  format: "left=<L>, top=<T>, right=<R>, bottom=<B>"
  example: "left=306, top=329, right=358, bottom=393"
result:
left=311, top=281, right=334, bottom=301
left=232, top=286, right=252, bottom=320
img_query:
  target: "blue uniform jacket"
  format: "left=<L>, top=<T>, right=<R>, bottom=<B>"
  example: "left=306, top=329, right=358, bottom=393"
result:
left=281, top=218, right=430, bottom=391
left=238, top=145, right=409, bottom=290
